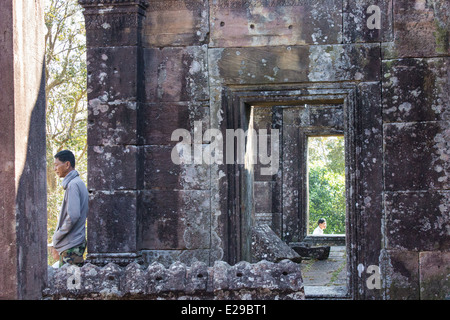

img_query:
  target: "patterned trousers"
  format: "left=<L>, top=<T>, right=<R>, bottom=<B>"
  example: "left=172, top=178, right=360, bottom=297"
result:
left=59, top=243, right=86, bottom=267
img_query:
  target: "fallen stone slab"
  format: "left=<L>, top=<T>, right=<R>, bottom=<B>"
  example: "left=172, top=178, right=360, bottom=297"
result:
left=290, top=245, right=331, bottom=261
left=252, top=224, right=302, bottom=263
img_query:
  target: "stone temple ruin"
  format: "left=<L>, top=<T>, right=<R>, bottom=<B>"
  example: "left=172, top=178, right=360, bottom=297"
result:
left=1, top=0, right=449, bottom=300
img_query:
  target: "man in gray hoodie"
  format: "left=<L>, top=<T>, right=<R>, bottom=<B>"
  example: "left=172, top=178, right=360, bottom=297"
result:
left=51, top=150, right=89, bottom=267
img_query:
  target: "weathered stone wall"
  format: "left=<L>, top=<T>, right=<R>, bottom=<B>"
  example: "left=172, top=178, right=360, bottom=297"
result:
left=44, top=259, right=304, bottom=300
left=0, top=0, right=47, bottom=299
left=380, top=1, right=450, bottom=300
left=80, top=0, right=148, bottom=265
left=2, top=0, right=447, bottom=301
left=78, top=0, right=449, bottom=300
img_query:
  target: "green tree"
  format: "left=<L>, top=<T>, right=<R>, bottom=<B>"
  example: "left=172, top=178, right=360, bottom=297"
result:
left=45, top=0, right=87, bottom=262
left=308, top=136, right=346, bottom=234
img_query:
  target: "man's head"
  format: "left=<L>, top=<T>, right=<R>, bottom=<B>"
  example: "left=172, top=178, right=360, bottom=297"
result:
left=318, top=218, right=327, bottom=230
left=54, top=150, right=75, bottom=178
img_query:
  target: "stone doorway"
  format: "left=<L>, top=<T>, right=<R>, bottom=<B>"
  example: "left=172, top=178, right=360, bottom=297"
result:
left=250, top=101, right=349, bottom=297
left=249, top=103, right=347, bottom=242
left=219, top=83, right=360, bottom=297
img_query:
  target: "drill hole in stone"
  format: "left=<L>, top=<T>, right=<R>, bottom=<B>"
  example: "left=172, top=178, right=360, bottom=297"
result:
left=236, top=272, right=243, bottom=277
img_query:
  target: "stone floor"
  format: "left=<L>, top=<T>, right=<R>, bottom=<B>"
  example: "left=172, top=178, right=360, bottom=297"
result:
left=299, top=246, right=349, bottom=299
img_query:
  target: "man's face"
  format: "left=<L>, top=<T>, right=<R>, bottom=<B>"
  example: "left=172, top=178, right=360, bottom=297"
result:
left=319, top=221, right=327, bottom=230
left=54, top=158, right=71, bottom=178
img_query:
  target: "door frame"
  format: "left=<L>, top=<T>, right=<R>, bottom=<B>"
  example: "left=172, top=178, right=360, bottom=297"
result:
left=221, top=83, right=361, bottom=298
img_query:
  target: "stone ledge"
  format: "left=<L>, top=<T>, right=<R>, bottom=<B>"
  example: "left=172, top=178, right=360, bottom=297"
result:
left=44, top=259, right=305, bottom=300
left=78, top=0, right=149, bottom=8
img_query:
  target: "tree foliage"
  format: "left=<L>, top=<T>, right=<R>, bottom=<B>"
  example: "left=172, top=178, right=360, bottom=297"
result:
left=45, top=0, right=87, bottom=253
left=308, top=136, right=346, bottom=234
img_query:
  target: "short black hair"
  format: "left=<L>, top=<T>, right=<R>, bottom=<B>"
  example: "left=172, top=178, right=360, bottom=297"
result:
left=55, top=150, right=76, bottom=168
left=318, top=218, right=326, bottom=225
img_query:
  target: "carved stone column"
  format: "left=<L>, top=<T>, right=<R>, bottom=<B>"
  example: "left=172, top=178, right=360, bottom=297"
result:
left=79, top=0, right=148, bottom=266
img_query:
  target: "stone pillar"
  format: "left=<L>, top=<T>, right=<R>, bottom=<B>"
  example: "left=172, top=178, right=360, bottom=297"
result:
left=79, top=0, right=148, bottom=265
left=381, top=0, right=450, bottom=300
left=0, top=0, right=47, bottom=299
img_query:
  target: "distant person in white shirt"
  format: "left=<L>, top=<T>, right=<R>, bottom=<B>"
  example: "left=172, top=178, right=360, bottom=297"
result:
left=313, top=218, right=327, bottom=235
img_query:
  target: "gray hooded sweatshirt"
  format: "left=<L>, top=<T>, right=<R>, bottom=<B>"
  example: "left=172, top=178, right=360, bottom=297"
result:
left=52, top=170, right=89, bottom=253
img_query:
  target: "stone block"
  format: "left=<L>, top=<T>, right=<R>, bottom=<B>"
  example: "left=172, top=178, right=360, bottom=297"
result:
left=309, top=105, right=345, bottom=129
left=87, top=46, right=144, bottom=103
left=252, top=106, right=280, bottom=182
left=87, top=101, right=140, bottom=146
left=245, top=260, right=280, bottom=290
left=383, top=250, right=420, bottom=300
left=140, top=190, right=211, bottom=250
left=251, top=106, right=273, bottom=132
left=281, top=123, right=301, bottom=243
left=281, top=106, right=306, bottom=127
left=142, top=249, right=212, bottom=268
left=77, top=263, right=103, bottom=295
left=146, top=262, right=171, bottom=294
left=382, top=58, right=450, bottom=123
left=97, top=263, right=122, bottom=298
left=355, top=83, right=384, bottom=263
left=210, top=260, right=231, bottom=291
left=140, top=102, right=209, bottom=145
left=278, top=104, right=345, bottom=129
left=291, top=245, right=331, bottom=260
left=419, top=251, right=450, bottom=300
left=209, top=44, right=380, bottom=85
left=307, top=44, right=381, bottom=82
left=143, top=145, right=210, bottom=190
left=251, top=224, right=301, bottom=263
left=87, top=191, right=139, bottom=254
left=227, top=261, right=255, bottom=291
left=185, top=261, right=209, bottom=294
left=88, top=145, right=142, bottom=191
left=384, top=121, right=449, bottom=191
left=144, top=46, right=209, bottom=103
left=123, top=262, right=146, bottom=296
left=343, top=0, right=393, bottom=43
left=254, top=181, right=272, bottom=213
left=210, top=0, right=343, bottom=47
left=164, top=261, right=188, bottom=293
left=271, top=259, right=304, bottom=293
left=143, top=0, right=209, bottom=47
left=211, top=258, right=303, bottom=297
left=356, top=83, right=384, bottom=268
left=384, top=0, right=450, bottom=58
left=384, top=191, right=450, bottom=251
